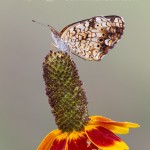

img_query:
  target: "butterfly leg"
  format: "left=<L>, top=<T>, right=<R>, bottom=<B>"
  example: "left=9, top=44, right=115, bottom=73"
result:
left=50, top=43, right=57, bottom=51
left=69, top=49, right=72, bottom=58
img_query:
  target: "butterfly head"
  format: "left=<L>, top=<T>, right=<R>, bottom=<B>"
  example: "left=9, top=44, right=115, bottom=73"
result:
left=49, top=26, right=60, bottom=42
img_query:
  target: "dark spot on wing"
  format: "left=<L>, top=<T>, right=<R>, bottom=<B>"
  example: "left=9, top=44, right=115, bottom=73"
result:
left=89, top=18, right=95, bottom=28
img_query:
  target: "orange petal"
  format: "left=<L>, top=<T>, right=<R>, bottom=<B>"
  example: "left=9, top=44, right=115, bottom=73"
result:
left=67, top=131, right=98, bottom=150
left=37, top=129, right=62, bottom=150
left=85, top=125, right=129, bottom=150
left=50, top=132, right=68, bottom=150
left=89, top=116, right=140, bottom=134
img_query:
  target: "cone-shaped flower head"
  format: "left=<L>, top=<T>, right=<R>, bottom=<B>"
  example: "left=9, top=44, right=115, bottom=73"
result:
left=38, top=50, right=140, bottom=150
left=43, top=51, right=89, bottom=132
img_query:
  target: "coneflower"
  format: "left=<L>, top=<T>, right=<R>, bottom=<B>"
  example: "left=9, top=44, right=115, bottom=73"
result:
left=37, top=50, right=139, bottom=150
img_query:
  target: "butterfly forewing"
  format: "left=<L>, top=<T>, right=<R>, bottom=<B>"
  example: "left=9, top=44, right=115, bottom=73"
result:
left=60, top=16, right=124, bottom=61
left=104, top=15, right=124, bottom=44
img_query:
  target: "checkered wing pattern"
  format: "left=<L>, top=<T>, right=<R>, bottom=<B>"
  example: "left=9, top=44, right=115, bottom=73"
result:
left=60, top=16, right=124, bottom=61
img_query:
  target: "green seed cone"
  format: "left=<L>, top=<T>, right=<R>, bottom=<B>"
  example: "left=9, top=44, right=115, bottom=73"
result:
left=43, top=51, right=89, bottom=132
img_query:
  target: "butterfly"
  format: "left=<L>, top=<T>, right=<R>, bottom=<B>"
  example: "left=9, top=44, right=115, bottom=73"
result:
left=49, top=15, right=125, bottom=61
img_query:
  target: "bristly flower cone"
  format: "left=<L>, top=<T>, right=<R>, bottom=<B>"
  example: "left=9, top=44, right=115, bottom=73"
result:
left=43, top=51, right=89, bottom=132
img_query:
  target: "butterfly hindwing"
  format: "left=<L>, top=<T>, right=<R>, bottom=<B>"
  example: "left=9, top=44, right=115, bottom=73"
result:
left=60, top=16, right=124, bottom=61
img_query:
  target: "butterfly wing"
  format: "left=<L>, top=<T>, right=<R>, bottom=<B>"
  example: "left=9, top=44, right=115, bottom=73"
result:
left=60, top=16, right=125, bottom=61
left=104, top=15, right=124, bottom=45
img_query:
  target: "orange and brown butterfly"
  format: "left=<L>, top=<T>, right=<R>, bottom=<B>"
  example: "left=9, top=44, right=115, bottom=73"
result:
left=50, top=15, right=125, bottom=61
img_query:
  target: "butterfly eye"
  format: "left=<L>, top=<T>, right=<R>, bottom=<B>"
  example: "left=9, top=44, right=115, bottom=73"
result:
left=97, top=45, right=100, bottom=47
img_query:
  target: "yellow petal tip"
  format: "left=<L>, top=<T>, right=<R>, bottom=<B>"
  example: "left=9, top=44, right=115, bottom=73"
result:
left=127, top=122, right=140, bottom=128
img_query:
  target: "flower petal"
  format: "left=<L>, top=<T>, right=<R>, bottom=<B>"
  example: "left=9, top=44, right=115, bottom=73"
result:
left=67, top=131, right=98, bottom=150
left=85, top=125, right=129, bottom=150
left=37, top=129, right=62, bottom=150
left=50, top=132, right=68, bottom=150
left=89, top=116, right=140, bottom=134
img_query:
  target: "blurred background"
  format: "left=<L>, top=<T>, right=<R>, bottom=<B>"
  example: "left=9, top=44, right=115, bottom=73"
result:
left=0, top=0, right=149, bottom=149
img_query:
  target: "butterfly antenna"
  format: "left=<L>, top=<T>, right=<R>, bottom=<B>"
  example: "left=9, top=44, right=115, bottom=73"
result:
left=32, top=20, right=54, bottom=30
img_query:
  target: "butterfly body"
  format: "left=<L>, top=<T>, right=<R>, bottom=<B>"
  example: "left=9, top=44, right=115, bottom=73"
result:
left=50, top=28, right=70, bottom=52
left=50, top=15, right=124, bottom=61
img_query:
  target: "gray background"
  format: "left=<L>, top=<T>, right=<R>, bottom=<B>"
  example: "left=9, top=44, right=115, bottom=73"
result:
left=0, top=0, right=149, bottom=149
